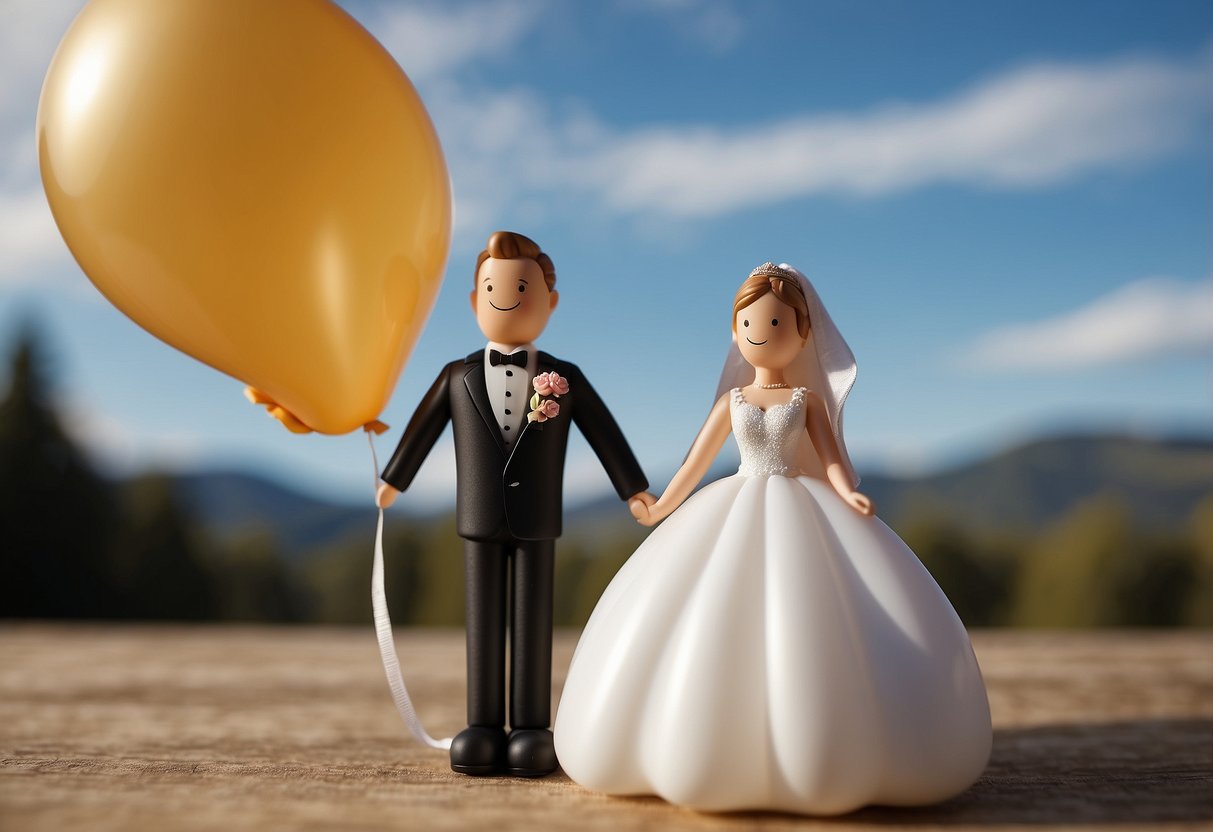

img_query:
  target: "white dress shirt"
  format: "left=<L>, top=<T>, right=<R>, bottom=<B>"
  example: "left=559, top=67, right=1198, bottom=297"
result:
left=484, top=342, right=537, bottom=447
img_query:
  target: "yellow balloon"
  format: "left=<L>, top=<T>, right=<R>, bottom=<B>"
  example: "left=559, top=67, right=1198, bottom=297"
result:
left=37, top=0, right=451, bottom=435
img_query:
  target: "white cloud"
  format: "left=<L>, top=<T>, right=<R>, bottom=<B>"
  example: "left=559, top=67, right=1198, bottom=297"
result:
left=0, top=0, right=553, bottom=277
left=418, top=82, right=607, bottom=237
left=617, top=0, right=744, bottom=53
left=354, top=6, right=1213, bottom=231
left=964, top=277, right=1213, bottom=372
left=2, top=1, right=1209, bottom=273
left=0, top=0, right=86, bottom=281
left=366, top=0, right=545, bottom=83
left=578, top=54, right=1212, bottom=217
left=0, top=0, right=85, bottom=182
left=0, top=187, right=70, bottom=282
left=416, top=46, right=1212, bottom=228
left=59, top=396, right=207, bottom=474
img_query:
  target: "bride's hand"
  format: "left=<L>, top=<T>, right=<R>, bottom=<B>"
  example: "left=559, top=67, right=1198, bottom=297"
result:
left=628, top=491, right=656, bottom=524
left=630, top=489, right=659, bottom=514
left=636, top=499, right=674, bottom=527
left=844, top=490, right=875, bottom=516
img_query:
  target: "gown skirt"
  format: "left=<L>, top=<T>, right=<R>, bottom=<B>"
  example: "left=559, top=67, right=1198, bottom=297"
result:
left=553, top=472, right=992, bottom=815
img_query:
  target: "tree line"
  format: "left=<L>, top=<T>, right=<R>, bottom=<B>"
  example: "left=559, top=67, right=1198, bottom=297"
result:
left=2, top=327, right=1210, bottom=627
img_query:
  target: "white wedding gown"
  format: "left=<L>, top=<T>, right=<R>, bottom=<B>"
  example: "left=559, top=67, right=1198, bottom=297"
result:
left=553, top=388, right=992, bottom=815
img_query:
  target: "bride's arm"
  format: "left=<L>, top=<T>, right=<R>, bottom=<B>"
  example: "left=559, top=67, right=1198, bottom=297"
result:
left=635, top=393, right=732, bottom=527
left=804, top=391, right=875, bottom=516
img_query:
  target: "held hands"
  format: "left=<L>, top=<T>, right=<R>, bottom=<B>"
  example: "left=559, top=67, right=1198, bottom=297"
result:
left=844, top=490, right=875, bottom=516
left=639, top=501, right=673, bottom=527
left=629, top=491, right=675, bottom=527
left=627, top=491, right=659, bottom=526
left=376, top=483, right=400, bottom=509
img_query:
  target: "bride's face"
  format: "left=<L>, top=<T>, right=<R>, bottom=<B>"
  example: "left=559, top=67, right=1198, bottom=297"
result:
left=735, top=292, right=806, bottom=370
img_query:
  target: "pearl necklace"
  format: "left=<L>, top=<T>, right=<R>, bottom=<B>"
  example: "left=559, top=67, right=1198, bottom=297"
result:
left=755, top=382, right=789, bottom=389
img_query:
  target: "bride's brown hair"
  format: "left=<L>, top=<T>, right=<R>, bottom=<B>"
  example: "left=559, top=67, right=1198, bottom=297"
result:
left=732, top=266, right=811, bottom=338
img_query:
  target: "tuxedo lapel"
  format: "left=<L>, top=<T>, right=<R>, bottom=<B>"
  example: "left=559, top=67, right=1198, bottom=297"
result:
left=463, top=359, right=507, bottom=456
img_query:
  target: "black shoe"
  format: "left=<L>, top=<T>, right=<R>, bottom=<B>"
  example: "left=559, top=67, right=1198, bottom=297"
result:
left=507, top=728, right=558, bottom=777
left=450, top=725, right=507, bottom=776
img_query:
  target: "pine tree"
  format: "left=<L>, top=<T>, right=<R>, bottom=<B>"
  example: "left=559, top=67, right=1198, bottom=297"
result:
left=0, top=323, right=122, bottom=617
left=119, top=473, right=219, bottom=620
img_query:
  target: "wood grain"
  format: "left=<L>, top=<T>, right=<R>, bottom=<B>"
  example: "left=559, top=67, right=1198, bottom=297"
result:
left=1, top=625, right=1210, bottom=831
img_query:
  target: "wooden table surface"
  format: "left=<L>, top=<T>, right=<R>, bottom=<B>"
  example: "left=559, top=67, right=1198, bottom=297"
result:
left=1, top=625, right=1210, bottom=831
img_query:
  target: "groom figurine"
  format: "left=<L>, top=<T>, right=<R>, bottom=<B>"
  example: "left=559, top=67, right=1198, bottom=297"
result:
left=376, top=231, right=653, bottom=777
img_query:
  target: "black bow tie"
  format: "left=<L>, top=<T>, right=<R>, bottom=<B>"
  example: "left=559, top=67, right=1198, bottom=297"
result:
left=489, top=349, right=528, bottom=368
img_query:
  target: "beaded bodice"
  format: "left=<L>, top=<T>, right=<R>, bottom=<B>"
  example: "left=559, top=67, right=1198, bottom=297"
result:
left=730, top=387, right=807, bottom=477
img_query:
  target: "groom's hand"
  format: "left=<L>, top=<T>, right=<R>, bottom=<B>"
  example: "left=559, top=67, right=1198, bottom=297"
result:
left=376, top=483, right=400, bottom=509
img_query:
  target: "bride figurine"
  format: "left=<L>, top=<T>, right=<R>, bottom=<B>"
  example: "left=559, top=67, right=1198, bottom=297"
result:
left=553, top=262, right=992, bottom=815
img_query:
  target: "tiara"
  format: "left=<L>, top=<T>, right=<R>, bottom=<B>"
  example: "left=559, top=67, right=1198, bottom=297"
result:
left=748, top=262, right=794, bottom=280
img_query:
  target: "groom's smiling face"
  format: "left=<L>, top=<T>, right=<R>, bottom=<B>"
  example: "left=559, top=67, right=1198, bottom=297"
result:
left=471, top=256, right=559, bottom=345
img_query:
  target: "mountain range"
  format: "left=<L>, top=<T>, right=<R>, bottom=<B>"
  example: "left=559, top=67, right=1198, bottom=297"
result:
left=172, top=433, right=1213, bottom=559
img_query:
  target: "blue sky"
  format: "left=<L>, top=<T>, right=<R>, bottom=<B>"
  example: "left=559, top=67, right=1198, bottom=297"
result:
left=1, top=0, right=1210, bottom=509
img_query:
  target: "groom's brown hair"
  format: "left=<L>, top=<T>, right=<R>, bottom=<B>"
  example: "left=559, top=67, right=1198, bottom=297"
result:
left=475, top=231, right=556, bottom=291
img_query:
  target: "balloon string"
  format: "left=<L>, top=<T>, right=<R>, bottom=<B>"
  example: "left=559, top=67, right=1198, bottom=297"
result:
left=365, top=430, right=452, bottom=751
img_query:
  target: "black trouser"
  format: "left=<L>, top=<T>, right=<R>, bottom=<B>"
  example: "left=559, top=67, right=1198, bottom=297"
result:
left=463, top=537, right=555, bottom=730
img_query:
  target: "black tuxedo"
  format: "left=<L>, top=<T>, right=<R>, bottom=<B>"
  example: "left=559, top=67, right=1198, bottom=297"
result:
left=381, top=349, right=647, bottom=731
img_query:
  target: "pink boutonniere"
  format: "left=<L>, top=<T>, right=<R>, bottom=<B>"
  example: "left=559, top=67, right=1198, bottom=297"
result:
left=532, top=371, right=570, bottom=397
left=528, top=372, right=569, bottom=423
